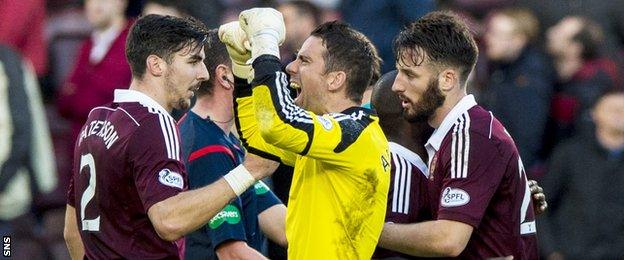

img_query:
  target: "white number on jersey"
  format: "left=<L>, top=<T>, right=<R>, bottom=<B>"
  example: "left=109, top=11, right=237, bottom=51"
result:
left=80, top=153, right=101, bottom=231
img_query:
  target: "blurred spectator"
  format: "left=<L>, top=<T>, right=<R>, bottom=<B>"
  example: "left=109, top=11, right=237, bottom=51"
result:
left=183, top=0, right=225, bottom=28
left=57, top=0, right=132, bottom=165
left=438, top=0, right=514, bottom=19
left=45, top=4, right=92, bottom=100
left=0, top=45, right=59, bottom=258
left=539, top=90, right=624, bottom=260
left=340, top=0, right=435, bottom=73
left=480, top=8, right=555, bottom=170
left=0, top=0, right=48, bottom=77
left=544, top=16, right=618, bottom=154
left=220, top=0, right=274, bottom=24
left=278, top=0, right=322, bottom=65
left=522, top=0, right=624, bottom=54
left=142, top=0, right=186, bottom=17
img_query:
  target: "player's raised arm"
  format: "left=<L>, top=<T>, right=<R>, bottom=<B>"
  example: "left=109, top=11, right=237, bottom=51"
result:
left=220, top=21, right=297, bottom=166
left=237, top=9, right=385, bottom=166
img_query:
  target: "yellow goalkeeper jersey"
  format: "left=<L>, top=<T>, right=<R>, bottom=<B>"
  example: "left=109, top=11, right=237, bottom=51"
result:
left=234, top=56, right=390, bottom=259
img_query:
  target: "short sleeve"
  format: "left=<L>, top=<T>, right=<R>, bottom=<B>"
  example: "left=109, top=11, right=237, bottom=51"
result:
left=208, top=197, right=248, bottom=248
left=128, top=117, right=187, bottom=212
left=253, top=180, right=282, bottom=212
left=186, top=151, right=235, bottom=189
left=437, top=133, right=507, bottom=227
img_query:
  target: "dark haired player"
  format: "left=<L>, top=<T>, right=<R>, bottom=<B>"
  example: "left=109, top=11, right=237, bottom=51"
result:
left=63, top=15, right=274, bottom=259
left=379, top=11, right=539, bottom=259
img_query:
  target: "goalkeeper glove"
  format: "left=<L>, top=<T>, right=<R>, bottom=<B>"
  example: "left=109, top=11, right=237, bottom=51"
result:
left=218, top=21, right=253, bottom=80
left=238, top=8, right=285, bottom=61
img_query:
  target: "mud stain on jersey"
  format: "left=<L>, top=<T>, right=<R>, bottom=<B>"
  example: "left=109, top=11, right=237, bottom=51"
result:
left=334, top=169, right=379, bottom=259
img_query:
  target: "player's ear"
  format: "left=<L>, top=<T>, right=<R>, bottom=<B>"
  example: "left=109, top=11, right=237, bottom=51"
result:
left=326, top=70, right=346, bottom=92
left=438, top=68, right=458, bottom=92
left=215, top=64, right=233, bottom=90
left=146, top=54, right=166, bottom=77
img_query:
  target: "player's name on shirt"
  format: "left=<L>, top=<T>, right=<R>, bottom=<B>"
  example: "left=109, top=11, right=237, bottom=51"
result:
left=78, top=119, right=120, bottom=149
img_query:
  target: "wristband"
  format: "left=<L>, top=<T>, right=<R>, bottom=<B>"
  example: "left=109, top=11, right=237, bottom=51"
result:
left=223, top=165, right=255, bottom=196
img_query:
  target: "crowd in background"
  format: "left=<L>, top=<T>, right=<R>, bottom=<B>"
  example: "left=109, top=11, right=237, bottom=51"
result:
left=0, top=0, right=623, bottom=259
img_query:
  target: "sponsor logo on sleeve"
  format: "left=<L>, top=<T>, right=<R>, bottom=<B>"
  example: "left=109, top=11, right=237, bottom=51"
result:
left=317, top=115, right=333, bottom=131
left=158, top=169, right=184, bottom=190
left=440, top=187, right=470, bottom=207
left=254, top=181, right=270, bottom=195
left=209, top=205, right=241, bottom=229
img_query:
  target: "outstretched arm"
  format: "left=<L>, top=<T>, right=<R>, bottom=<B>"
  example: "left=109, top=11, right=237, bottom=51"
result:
left=148, top=159, right=275, bottom=241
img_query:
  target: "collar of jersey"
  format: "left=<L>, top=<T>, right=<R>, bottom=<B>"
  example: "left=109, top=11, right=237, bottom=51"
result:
left=113, top=89, right=170, bottom=115
left=389, top=141, right=429, bottom=177
left=425, top=94, right=477, bottom=152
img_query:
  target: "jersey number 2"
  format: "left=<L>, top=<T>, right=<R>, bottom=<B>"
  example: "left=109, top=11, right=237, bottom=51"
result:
left=79, top=153, right=100, bottom=231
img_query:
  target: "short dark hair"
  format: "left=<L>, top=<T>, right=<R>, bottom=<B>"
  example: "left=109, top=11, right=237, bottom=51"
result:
left=394, top=11, right=478, bottom=85
left=311, top=21, right=381, bottom=104
left=196, top=29, right=230, bottom=97
left=282, top=0, right=322, bottom=26
left=571, top=17, right=604, bottom=60
left=125, top=14, right=208, bottom=79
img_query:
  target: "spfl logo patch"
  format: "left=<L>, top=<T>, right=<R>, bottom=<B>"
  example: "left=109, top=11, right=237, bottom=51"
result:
left=158, top=169, right=184, bottom=189
left=440, top=187, right=470, bottom=207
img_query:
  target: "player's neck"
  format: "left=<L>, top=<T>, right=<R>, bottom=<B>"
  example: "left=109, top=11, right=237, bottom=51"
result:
left=191, top=94, right=234, bottom=133
left=326, top=95, right=358, bottom=115
left=129, top=78, right=174, bottom=112
left=429, top=91, right=467, bottom=129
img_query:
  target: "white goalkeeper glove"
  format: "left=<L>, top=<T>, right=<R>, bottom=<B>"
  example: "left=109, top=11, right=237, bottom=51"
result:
left=218, top=21, right=253, bottom=80
left=239, top=8, right=285, bottom=62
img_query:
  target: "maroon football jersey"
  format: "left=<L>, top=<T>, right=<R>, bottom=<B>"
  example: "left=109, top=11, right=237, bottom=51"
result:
left=425, top=95, right=538, bottom=259
left=373, top=142, right=432, bottom=259
left=67, top=89, right=187, bottom=259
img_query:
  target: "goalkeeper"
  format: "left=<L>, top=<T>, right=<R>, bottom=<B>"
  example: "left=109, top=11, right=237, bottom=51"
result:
left=220, top=8, right=390, bottom=260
